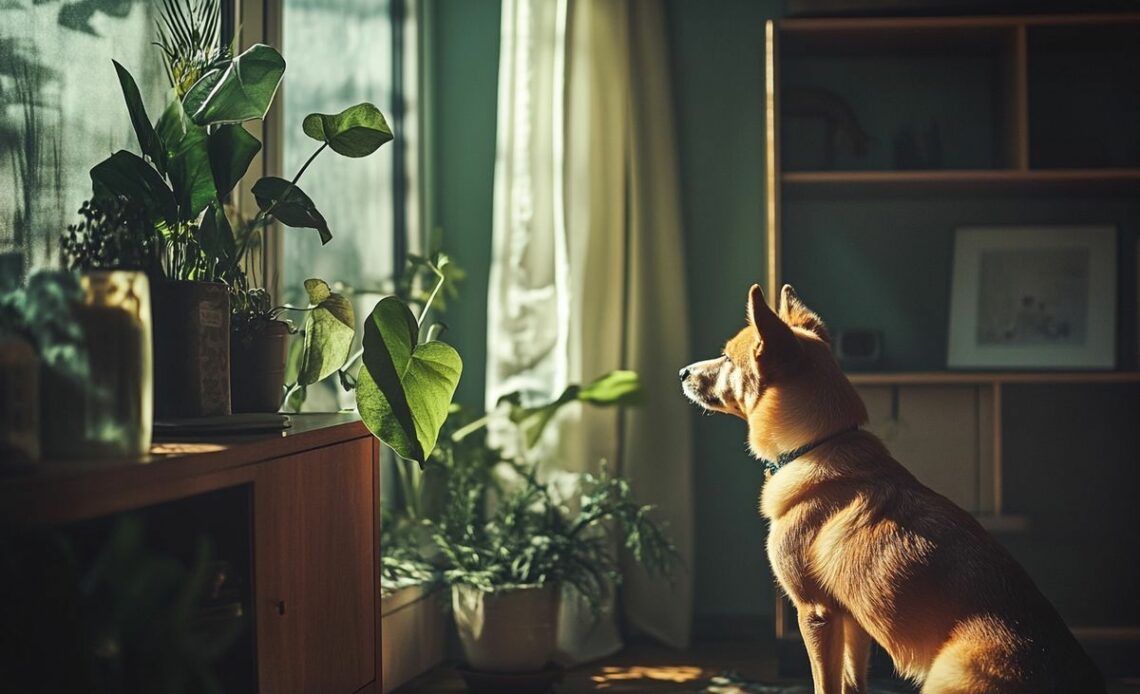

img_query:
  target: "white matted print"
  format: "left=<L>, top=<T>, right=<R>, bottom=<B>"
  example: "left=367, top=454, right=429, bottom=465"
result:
left=948, top=226, right=1116, bottom=369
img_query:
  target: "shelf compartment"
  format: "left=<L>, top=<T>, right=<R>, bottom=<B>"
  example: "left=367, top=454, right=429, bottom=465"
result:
left=1028, top=22, right=1140, bottom=169
left=777, top=15, right=1025, bottom=173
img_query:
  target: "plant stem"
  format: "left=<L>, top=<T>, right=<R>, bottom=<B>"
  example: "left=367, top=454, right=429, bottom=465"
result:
left=291, top=142, right=327, bottom=186
left=418, top=262, right=446, bottom=328
left=450, top=414, right=489, bottom=443
left=229, top=142, right=329, bottom=276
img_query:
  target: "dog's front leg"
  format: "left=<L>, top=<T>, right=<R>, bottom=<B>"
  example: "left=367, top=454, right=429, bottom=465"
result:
left=842, top=614, right=870, bottom=694
left=797, top=604, right=844, bottom=694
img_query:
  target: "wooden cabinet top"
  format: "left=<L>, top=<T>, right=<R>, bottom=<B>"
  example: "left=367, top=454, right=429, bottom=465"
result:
left=0, top=414, right=373, bottom=527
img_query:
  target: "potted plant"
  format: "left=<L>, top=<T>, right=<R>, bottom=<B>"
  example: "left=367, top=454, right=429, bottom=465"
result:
left=230, top=278, right=356, bottom=413
left=58, top=196, right=157, bottom=457
left=90, top=0, right=391, bottom=417
left=228, top=287, right=290, bottom=413
left=373, top=368, right=675, bottom=681
left=435, top=372, right=677, bottom=676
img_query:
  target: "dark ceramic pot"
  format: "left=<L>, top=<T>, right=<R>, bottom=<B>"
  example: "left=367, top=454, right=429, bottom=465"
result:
left=230, top=320, right=289, bottom=413
left=152, top=280, right=231, bottom=418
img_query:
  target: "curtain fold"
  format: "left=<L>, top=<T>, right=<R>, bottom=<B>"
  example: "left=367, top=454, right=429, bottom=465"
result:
left=487, top=0, right=693, bottom=659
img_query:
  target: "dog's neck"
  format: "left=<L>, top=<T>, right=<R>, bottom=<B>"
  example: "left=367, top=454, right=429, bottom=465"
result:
left=755, top=424, right=860, bottom=476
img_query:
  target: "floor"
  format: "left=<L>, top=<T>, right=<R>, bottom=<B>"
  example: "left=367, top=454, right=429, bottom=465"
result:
left=394, top=640, right=1140, bottom=693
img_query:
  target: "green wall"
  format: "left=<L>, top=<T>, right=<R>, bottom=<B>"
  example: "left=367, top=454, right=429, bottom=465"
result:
left=666, top=0, right=784, bottom=622
left=425, top=0, right=501, bottom=409
left=424, top=0, right=786, bottom=622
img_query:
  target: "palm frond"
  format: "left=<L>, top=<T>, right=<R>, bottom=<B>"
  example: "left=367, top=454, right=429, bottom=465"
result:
left=153, top=0, right=228, bottom=98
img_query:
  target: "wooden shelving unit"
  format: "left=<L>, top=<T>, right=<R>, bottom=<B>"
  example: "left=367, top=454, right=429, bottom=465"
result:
left=782, top=168, right=1140, bottom=196
left=766, top=12, right=1140, bottom=656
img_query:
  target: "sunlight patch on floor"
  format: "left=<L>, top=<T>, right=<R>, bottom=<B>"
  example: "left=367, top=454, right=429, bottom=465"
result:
left=590, top=665, right=705, bottom=688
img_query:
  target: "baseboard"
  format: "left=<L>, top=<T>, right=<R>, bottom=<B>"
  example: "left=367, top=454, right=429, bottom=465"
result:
left=380, top=585, right=448, bottom=693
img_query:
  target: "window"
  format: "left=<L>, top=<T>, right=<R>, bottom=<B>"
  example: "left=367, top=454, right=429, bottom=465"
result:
left=273, top=0, right=421, bottom=408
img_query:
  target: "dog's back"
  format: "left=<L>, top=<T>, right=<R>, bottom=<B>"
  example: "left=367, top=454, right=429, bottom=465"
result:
left=763, top=433, right=1104, bottom=693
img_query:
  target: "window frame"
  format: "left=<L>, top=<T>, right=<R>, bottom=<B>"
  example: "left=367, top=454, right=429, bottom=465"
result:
left=229, top=0, right=423, bottom=305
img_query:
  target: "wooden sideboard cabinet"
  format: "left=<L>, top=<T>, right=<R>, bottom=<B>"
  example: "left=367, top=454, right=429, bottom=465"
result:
left=0, top=414, right=381, bottom=694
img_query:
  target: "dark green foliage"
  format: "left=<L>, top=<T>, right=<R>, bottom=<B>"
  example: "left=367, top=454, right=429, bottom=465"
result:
left=0, top=517, right=244, bottom=694
left=432, top=461, right=677, bottom=612
left=0, top=270, right=87, bottom=381
left=381, top=372, right=679, bottom=610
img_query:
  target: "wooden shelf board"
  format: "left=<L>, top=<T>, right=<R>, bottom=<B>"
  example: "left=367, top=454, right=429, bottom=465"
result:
left=847, top=371, right=1140, bottom=386
left=782, top=168, right=1140, bottom=196
left=777, top=13, right=1140, bottom=34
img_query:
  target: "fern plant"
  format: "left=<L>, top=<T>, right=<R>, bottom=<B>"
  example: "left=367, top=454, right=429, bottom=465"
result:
left=381, top=370, right=678, bottom=609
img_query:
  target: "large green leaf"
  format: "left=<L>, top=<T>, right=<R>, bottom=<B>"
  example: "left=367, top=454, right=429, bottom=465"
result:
left=180, top=66, right=223, bottom=121
left=90, top=150, right=177, bottom=225
left=156, top=99, right=216, bottom=219
left=112, top=60, right=165, bottom=174
left=358, top=296, right=462, bottom=464
left=183, top=44, right=285, bottom=126
left=207, top=124, right=261, bottom=198
left=510, top=370, right=642, bottom=448
left=578, top=370, right=642, bottom=405
left=302, top=102, right=393, bottom=158
left=196, top=201, right=235, bottom=271
left=297, top=279, right=356, bottom=386
left=251, top=177, right=331, bottom=244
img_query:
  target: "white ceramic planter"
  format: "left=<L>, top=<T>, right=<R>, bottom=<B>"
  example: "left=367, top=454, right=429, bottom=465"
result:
left=452, top=583, right=558, bottom=673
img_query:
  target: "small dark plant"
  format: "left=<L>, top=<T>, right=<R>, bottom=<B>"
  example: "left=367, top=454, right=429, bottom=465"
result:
left=61, top=197, right=159, bottom=273
left=229, top=286, right=289, bottom=340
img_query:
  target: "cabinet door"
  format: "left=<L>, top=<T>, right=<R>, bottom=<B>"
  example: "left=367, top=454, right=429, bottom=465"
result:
left=255, top=437, right=377, bottom=694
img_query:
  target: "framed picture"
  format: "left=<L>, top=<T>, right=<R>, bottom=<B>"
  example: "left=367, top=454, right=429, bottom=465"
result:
left=948, top=225, right=1117, bottom=370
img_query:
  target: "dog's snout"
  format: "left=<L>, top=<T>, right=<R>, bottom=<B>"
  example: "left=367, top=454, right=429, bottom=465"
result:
left=679, top=367, right=690, bottom=382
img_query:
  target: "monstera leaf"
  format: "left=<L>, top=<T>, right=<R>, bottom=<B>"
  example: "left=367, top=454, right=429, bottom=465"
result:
left=357, top=296, right=462, bottom=464
left=251, top=177, right=331, bottom=244
left=296, top=279, right=355, bottom=386
left=302, top=103, right=393, bottom=158
left=183, top=44, right=285, bottom=126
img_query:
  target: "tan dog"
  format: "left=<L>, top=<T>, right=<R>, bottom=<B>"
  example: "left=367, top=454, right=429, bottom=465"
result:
left=680, top=284, right=1104, bottom=694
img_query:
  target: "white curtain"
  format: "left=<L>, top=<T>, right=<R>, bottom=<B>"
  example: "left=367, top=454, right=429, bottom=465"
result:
left=487, top=0, right=694, bottom=661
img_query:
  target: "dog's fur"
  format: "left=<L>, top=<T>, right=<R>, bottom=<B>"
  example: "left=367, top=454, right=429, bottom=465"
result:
left=681, top=284, right=1104, bottom=694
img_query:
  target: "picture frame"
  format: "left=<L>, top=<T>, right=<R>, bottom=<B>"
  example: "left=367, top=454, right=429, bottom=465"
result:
left=947, top=225, right=1117, bottom=370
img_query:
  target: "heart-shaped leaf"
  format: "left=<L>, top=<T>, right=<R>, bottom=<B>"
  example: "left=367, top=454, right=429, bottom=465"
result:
left=302, top=102, right=393, bottom=158
left=297, top=278, right=355, bottom=386
left=112, top=60, right=165, bottom=174
left=358, top=296, right=462, bottom=464
left=251, top=177, right=331, bottom=244
left=207, top=124, right=261, bottom=198
left=183, top=44, right=285, bottom=126
left=90, top=150, right=177, bottom=226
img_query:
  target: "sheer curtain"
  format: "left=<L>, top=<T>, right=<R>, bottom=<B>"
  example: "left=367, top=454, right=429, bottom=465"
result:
left=487, top=0, right=694, bottom=661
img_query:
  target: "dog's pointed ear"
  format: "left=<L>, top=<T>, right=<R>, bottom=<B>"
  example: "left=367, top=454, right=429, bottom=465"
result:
left=779, top=284, right=830, bottom=343
left=748, top=284, right=802, bottom=367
